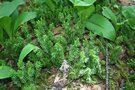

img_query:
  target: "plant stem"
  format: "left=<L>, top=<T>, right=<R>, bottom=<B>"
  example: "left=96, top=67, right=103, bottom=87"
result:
left=106, top=45, right=109, bottom=90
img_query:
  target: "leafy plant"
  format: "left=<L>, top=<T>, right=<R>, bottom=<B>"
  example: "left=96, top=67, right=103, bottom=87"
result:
left=86, top=14, right=116, bottom=41
left=51, top=43, right=65, bottom=67
left=122, top=5, right=135, bottom=30
left=0, top=0, right=24, bottom=18
left=69, top=36, right=101, bottom=83
left=69, top=0, right=96, bottom=21
left=68, top=38, right=80, bottom=62
left=0, top=12, right=36, bottom=41
left=102, top=6, right=117, bottom=26
left=0, top=44, right=40, bottom=79
left=70, top=1, right=118, bottom=41
left=76, top=5, right=95, bottom=21
left=17, top=44, right=40, bottom=68
left=0, top=66, right=15, bottom=79
left=109, top=45, right=122, bottom=64
left=102, top=6, right=128, bottom=30
left=0, top=0, right=36, bottom=42
left=125, top=81, right=135, bottom=90
left=0, top=43, right=43, bottom=89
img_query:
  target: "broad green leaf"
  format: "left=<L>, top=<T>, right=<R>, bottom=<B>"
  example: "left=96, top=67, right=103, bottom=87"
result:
left=86, top=14, right=116, bottom=41
left=76, top=5, right=95, bottom=21
left=69, top=0, right=96, bottom=6
left=11, top=9, right=19, bottom=23
left=0, top=0, right=24, bottom=19
left=122, top=6, right=135, bottom=30
left=0, top=17, right=12, bottom=38
left=18, top=44, right=39, bottom=65
left=13, top=12, right=37, bottom=33
left=102, top=6, right=117, bottom=25
left=0, top=66, right=15, bottom=79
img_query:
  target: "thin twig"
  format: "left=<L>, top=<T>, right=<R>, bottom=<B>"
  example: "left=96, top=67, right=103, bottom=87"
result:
left=106, top=45, right=109, bottom=90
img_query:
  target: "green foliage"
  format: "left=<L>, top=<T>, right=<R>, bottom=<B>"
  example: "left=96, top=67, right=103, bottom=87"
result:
left=128, top=59, right=135, bottom=68
left=0, top=0, right=24, bottom=42
left=13, top=12, right=36, bottom=33
left=0, top=12, right=36, bottom=41
left=121, top=26, right=135, bottom=56
left=70, top=0, right=95, bottom=21
left=69, top=36, right=101, bottom=83
left=0, top=0, right=36, bottom=42
left=18, top=44, right=40, bottom=69
left=69, top=0, right=96, bottom=6
left=22, top=84, right=36, bottom=90
left=0, top=43, right=42, bottom=89
left=0, top=0, right=24, bottom=18
left=0, top=35, right=24, bottom=61
left=86, top=14, right=116, bottom=41
left=14, top=60, right=42, bottom=88
left=34, top=20, right=53, bottom=67
left=0, top=66, right=15, bottom=79
left=68, top=38, right=80, bottom=62
left=122, top=5, right=135, bottom=30
left=102, top=6, right=117, bottom=26
left=44, top=0, right=56, bottom=11
left=109, top=45, right=122, bottom=64
left=76, top=5, right=95, bottom=21
left=125, top=81, right=135, bottom=90
left=51, top=43, right=65, bottom=66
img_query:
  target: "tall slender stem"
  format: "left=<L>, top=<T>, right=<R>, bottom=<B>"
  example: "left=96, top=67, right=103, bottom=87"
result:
left=106, top=45, right=109, bottom=90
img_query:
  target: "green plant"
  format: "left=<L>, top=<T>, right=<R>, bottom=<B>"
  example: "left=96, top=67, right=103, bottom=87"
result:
left=102, top=6, right=117, bottom=25
left=0, top=34, right=24, bottom=61
left=34, top=20, right=53, bottom=67
left=51, top=43, right=65, bottom=67
left=109, top=45, right=122, bottom=64
left=17, top=44, right=40, bottom=68
left=0, top=0, right=24, bottom=18
left=68, top=38, right=80, bottom=62
left=69, top=0, right=117, bottom=41
left=0, top=44, right=40, bottom=78
left=69, top=0, right=96, bottom=21
left=69, top=48, right=101, bottom=83
left=0, top=44, right=42, bottom=89
left=0, top=12, right=36, bottom=41
left=0, top=0, right=36, bottom=42
left=0, top=66, right=15, bottom=79
left=86, top=14, right=116, bottom=41
left=122, top=5, right=135, bottom=30
left=125, top=81, right=135, bottom=90
left=69, top=35, right=101, bottom=83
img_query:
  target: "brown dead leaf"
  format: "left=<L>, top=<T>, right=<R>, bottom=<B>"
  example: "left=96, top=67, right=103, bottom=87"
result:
left=54, top=74, right=61, bottom=83
left=48, top=75, right=56, bottom=84
left=84, top=34, right=89, bottom=40
left=91, top=84, right=105, bottom=90
left=98, top=52, right=104, bottom=60
left=54, top=27, right=60, bottom=35
left=80, top=84, right=92, bottom=90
